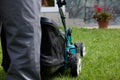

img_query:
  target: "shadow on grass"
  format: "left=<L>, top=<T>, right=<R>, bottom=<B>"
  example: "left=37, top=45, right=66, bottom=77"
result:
left=41, top=68, right=74, bottom=80
left=0, top=66, right=73, bottom=80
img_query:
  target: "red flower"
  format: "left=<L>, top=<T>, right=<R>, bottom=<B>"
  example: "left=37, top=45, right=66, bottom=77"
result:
left=96, top=7, right=102, bottom=12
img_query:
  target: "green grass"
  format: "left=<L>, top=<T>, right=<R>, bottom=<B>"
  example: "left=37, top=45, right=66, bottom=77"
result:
left=0, top=41, right=6, bottom=80
left=0, top=28, right=120, bottom=80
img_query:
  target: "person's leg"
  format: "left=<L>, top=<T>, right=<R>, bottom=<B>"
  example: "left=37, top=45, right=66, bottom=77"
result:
left=0, top=0, right=41, bottom=80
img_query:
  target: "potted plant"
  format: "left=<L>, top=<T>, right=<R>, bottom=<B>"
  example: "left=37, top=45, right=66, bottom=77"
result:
left=92, top=4, right=112, bottom=28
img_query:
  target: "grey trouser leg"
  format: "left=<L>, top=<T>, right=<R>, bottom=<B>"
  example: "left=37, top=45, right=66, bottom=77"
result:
left=0, top=0, right=41, bottom=80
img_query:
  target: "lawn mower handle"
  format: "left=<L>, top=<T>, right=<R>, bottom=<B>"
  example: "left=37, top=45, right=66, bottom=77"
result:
left=56, top=0, right=67, bottom=37
left=57, top=0, right=66, bottom=7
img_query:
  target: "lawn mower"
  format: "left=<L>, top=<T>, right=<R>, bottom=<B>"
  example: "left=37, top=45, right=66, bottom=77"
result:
left=40, top=0, right=86, bottom=78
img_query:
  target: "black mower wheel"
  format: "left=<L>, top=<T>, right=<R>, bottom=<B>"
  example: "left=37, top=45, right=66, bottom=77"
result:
left=79, top=42, right=86, bottom=57
left=70, top=53, right=82, bottom=77
left=74, top=42, right=86, bottom=57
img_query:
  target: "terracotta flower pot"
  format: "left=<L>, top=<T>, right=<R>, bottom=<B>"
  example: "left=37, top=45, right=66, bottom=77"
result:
left=98, top=20, right=109, bottom=29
